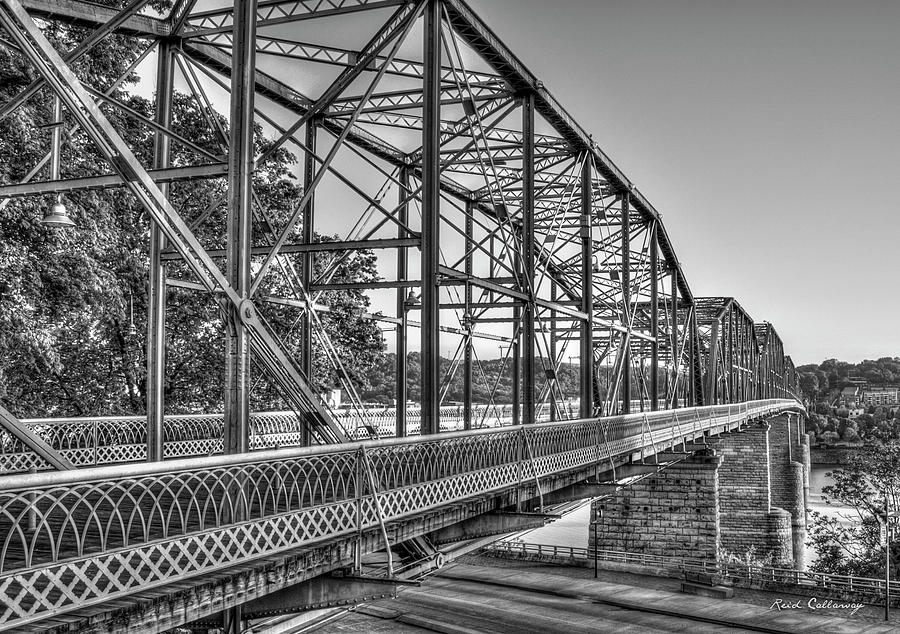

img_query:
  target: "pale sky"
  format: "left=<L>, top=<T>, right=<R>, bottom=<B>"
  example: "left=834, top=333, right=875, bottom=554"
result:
left=468, top=0, right=900, bottom=365
left=131, top=0, right=899, bottom=365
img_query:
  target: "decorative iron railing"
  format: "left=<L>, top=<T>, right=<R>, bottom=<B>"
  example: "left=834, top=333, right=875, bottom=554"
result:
left=0, top=402, right=582, bottom=473
left=485, top=541, right=900, bottom=600
left=0, top=399, right=797, bottom=630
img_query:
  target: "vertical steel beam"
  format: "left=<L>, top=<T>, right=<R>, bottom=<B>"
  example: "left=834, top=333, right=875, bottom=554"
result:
left=670, top=268, right=679, bottom=409
left=223, top=605, right=242, bottom=634
left=707, top=318, right=720, bottom=405
left=738, top=317, right=745, bottom=401
left=300, top=119, right=317, bottom=379
left=463, top=199, right=473, bottom=430
left=420, top=0, right=441, bottom=435
left=620, top=191, right=631, bottom=415
left=728, top=308, right=736, bottom=403
left=49, top=97, right=62, bottom=180
left=690, top=306, right=703, bottom=406
left=512, top=304, right=520, bottom=425
left=223, top=0, right=257, bottom=455
left=579, top=157, right=593, bottom=419
left=549, top=280, right=557, bottom=422
left=396, top=166, right=409, bottom=437
left=521, top=93, right=535, bottom=425
left=300, top=119, right=317, bottom=446
left=649, top=221, right=659, bottom=411
left=147, top=39, right=174, bottom=462
left=743, top=320, right=751, bottom=399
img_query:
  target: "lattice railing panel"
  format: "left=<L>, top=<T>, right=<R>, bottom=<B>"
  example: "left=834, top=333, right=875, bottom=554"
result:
left=0, top=405, right=540, bottom=474
left=0, top=400, right=798, bottom=630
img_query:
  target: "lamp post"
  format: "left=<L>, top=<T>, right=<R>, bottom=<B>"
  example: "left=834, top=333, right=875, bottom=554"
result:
left=879, top=491, right=899, bottom=622
left=497, top=345, right=512, bottom=424
left=568, top=355, right=577, bottom=415
left=42, top=97, right=76, bottom=229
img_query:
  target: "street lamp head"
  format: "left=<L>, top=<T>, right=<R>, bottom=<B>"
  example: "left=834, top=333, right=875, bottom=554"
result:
left=41, top=195, right=75, bottom=228
left=404, top=290, right=421, bottom=309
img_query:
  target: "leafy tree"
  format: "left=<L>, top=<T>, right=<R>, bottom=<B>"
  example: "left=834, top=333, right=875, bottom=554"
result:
left=799, top=372, right=819, bottom=399
left=815, top=370, right=830, bottom=392
left=808, top=442, right=900, bottom=579
left=0, top=5, right=384, bottom=418
left=0, top=20, right=155, bottom=416
left=842, top=427, right=860, bottom=443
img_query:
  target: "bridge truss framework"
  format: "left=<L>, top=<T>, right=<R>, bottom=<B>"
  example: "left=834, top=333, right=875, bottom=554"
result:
left=0, top=2, right=806, bottom=630
left=0, top=0, right=799, bottom=455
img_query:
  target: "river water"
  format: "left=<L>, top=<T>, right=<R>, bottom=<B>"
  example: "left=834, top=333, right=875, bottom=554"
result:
left=515, top=465, right=847, bottom=557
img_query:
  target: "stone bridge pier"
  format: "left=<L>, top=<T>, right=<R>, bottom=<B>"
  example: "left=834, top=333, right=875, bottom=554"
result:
left=589, top=413, right=809, bottom=569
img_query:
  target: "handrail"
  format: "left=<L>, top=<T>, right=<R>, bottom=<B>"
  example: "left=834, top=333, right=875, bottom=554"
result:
left=0, top=403, right=551, bottom=472
left=0, top=398, right=804, bottom=473
left=0, top=400, right=800, bottom=489
left=485, top=541, right=900, bottom=595
left=0, top=399, right=798, bottom=630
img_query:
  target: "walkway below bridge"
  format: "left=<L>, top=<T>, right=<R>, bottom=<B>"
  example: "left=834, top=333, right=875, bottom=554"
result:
left=319, top=556, right=898, bottom=634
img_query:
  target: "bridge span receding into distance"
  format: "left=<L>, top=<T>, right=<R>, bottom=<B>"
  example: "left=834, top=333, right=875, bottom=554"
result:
left=0, top=0, right=813, bottom=631
left=0, top=400, right=801, bottom=632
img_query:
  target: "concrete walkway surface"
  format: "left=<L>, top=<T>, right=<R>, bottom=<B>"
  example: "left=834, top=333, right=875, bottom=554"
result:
left=435, top=562, right=897, bottom=634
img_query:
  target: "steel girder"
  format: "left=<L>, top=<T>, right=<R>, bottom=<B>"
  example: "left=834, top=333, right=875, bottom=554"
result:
left=694, top=297, right=760, bottom=405
left=0, top=0, right=800, bottom=448
left=691, top=299, right=800, bottom=404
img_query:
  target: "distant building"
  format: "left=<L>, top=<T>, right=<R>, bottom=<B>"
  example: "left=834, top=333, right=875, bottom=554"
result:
left=840, top=386, right=861, bottom=408
left=864, top=387, right=899, bottom=407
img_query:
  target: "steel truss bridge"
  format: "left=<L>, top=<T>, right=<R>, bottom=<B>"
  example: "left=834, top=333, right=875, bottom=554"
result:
left=0, top=401, right=799, bottom=632
left=0, top=0, right=803, bottom=631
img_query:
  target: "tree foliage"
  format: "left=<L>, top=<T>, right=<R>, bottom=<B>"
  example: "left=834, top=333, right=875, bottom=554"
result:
left=805, top=408, right=899, bottom=445
left=797, top=357, right=900, bottom=401
left=0, top=7, right=384, bottom=417
left=357, top=354, right=599, bottom=406
left=808, top=442, right=900, bottom=579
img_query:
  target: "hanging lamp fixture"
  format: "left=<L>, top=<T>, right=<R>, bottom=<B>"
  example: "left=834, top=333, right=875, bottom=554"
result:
left=42, top=97, right=75, bottom=228
left=41, top=194, right=75, bottom=228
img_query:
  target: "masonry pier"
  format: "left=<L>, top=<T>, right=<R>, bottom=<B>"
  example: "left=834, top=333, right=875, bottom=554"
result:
left=590, top=413, right=809, bottom=569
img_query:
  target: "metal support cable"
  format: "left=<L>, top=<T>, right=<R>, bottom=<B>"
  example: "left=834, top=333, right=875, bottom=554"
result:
left=521, top=427, right=544, bottom=511
left=360, top=446, right=393, bottom=575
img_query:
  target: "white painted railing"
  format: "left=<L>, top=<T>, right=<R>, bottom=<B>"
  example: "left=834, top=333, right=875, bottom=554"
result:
left=0, top=402, right=576, bottom=472
left=485, top=541, right=900, bottom=598
left=0, top=400, right=798, bottom=630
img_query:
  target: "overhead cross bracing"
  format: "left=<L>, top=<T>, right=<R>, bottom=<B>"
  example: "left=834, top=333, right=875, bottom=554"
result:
left=0, top=0, right=801, bottom=446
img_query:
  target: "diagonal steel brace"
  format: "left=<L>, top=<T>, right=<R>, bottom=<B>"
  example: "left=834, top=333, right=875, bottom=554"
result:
left=0, top=0, right=347, bottom=444
left=0, top=404, right=73, bottom=470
